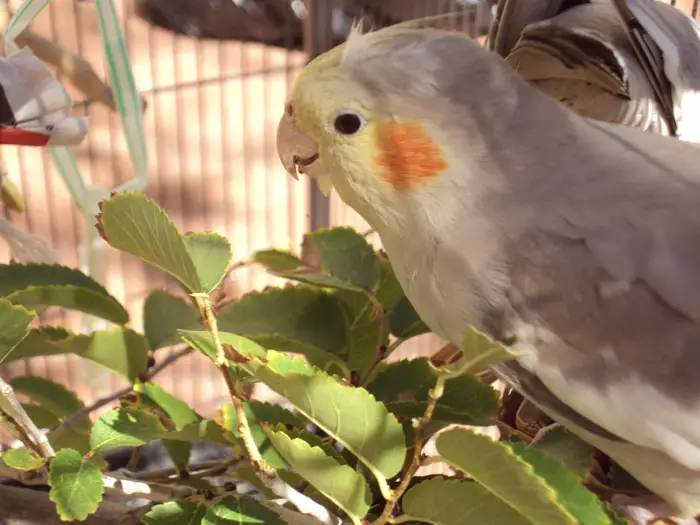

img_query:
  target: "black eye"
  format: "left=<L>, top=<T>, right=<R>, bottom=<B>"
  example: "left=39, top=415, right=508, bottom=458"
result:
left=334, top=112, right=363, bottom=135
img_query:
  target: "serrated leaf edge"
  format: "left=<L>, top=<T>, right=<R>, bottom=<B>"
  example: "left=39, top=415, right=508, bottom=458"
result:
left=182, top=231, right=233, bottom=293
left=437, top=429, right=578, bottom=524
left=47, top=449, right=104, bottom=521
left=8, top=284, right=129, bottom=324
left=0, top=263, right=114, bottom=297
left=267, top=428, right=371, bottom=520
left=98, top=192, right=203, bottom=293
left=254, top=360, right=406, bottom=481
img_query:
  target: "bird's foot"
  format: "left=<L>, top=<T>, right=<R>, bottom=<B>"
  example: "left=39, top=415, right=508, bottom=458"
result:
left=611, top=494, right=699, bottom=525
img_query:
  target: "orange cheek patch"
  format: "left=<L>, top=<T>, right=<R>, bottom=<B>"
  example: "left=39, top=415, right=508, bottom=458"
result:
left=373, top=122, right=448, bottom=189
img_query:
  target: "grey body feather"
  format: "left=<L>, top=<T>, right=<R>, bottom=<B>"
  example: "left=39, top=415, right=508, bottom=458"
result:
left=338, top=25, right=700, bottom=515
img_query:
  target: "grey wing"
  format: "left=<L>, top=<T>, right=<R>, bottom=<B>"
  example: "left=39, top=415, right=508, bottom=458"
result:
left=496, top=130, right=700, bottom=469
left=487, top=0, right=571, bottom=57
left=503, top=1, right=670, bottom=134
left=610, top=0, right=700, bottom=142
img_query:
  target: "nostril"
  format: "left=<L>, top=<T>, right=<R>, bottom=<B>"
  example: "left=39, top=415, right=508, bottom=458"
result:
left=285, top=103, right=294, bottom=117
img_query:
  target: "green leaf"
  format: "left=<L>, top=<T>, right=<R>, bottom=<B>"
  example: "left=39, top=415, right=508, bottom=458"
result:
left=48, top=448, right=104, bottom=521
left=90, top=407, right=166, bottom=453
left=144, top=290, right=201, bottom=350
left=244, top=400, right=306, bottom=429
left=509, top=441, right=610, bottom=525
left=367, top=358, right=498, bottom=429
left=10, top=376, right=90, bottom=434
left=143, top=501, right=207, bottom=525
left=10, top=286, right=128, bottom=324
left=456, top=326, right=515, bottom=372
left=137, top=382, right=200, bottom=429
left=7, top=328, right=150, bottom=382
left=2, top=446, right=47, bottom=471
left=0, top=263, right=128, bottom=324
left=97, top=192, right=202, bottom=293
left=49, top=427, right=108, bottom=469
left=22, top=403, right=61, bottom=428
left=373, top=255, right=405, bottom=311
left=531, top=426, right=596, bottom=477
left=178, top=330, right=266, bottom=362
left=203, top=495, right=285, bottom=525
left=436, top=428, right=579, bottom=525
left=229, top=463, right=278, bottom=499
left=0, top=299, right=36, bottom=364
left=220, top=402, right=288, bottom=469
left=165, top=419, right=231, bottom=446
left=162, top=440, right=192, bottom=474
left=604, top=503, right=632, bottom=525
left=217, top=285, right=350, bottom=368
left=346, top=300, right=387, bottom=377
left=389, top=297, right=430, bottom=339
left=252, top=249, right=303, bottom=272
left=0, top=262, right=111, bottom=296
left=78, top=329, right=150, bottom=382
left=251, top=352, right=406, bottom=480
left=136, top=382, right=202, bottom=472
left=257, top=227, right=380, bottom=292
left=403, top=477, right=533, bottom=525
left=183, top=232, right=232, bottom=293
left=267, top=427, right=371, bottom=520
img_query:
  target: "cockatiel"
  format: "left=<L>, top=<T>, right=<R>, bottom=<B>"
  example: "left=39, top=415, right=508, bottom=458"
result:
left=490, top=0, right=700, bottom=142
left=276, top=15, right=700, bottom=525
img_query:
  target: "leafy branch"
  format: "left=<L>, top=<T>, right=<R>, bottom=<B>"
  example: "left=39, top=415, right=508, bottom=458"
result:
left=0, top=192, right=631, bottom=525
left=57, top=345, right=193, bottom=434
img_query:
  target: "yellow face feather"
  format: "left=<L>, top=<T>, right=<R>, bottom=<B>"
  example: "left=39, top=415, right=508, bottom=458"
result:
left=284, top=29, right=449, bottom=195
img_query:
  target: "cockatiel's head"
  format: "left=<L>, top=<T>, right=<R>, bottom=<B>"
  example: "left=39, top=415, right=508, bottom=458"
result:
left=276, top=24, right=523, bottom=233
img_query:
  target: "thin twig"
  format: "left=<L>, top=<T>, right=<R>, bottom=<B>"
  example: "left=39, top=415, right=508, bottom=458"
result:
left=124, top=458, right=238, bottom=482
left=194, top=294, right=273, bottom=476
left=0, top=462, right=200, bottom=504
left=371, top=391, right=439, bottom=524
left=0, top=406, right=37, bottom=453
left=0, top=377, right=54, bottom=458
left=103, top=473, right=200, bottom=503
left=371, top=356, right=473, bottom=525
left=57, top=346, right=193, bottom=432
left=361, top=336, right=408, bottom=387
left=194, top=293, right=341, bottom=525
left=384, top=337, right=407, bottom=359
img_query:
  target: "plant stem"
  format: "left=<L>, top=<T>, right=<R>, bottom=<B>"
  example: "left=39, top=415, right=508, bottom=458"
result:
left=0, top=377, right=55, bottom=458
left=194, top=294, right=274, bottom=477
left=0, top=461, right=201, bottom=504
left=125, top=458, right=243, bottom=482
left=193, top=293, right=340, bottom=524
left=371, top=368, right=453, bottom=525
left=0, top=406, right=37, bottom=453
left=361, top=336, right=407, bottom=387
left=103, top=473, right=200, bottom=503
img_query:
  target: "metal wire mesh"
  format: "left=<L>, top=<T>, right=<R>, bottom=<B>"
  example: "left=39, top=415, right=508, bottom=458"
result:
left=0, top=0, right=696, bottom=417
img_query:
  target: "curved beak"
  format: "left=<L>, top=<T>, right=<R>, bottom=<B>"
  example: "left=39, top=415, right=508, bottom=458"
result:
left=276, top=111, right=319, bottom=181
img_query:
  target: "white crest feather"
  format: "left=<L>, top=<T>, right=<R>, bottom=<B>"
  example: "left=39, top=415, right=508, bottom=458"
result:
left=342, top=18, right=370, bottom=63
